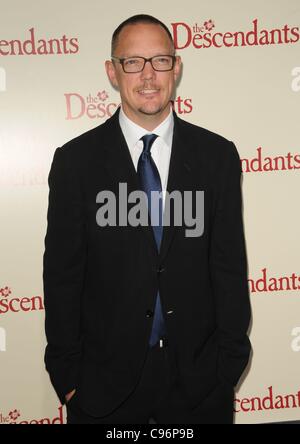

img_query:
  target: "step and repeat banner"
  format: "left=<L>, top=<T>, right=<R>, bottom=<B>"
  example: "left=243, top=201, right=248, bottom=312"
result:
left=0, top=0, right=299, bottom=424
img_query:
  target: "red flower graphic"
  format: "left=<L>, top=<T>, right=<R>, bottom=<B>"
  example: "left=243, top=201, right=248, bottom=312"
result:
left=0, top=287, right=11, bottom=297
left=97, top=90, right=109, bottom=101
left=204, top=19, right=215, bottom=31
left=9, top=410, right=20, bottom=421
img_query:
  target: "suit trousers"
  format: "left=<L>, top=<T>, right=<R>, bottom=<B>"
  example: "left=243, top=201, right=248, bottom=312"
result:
left=66, top=342, right=234, bottom=424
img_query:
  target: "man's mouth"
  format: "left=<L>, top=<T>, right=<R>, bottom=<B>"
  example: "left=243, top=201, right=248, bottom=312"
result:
left=137, top=89, right=160, bottom=95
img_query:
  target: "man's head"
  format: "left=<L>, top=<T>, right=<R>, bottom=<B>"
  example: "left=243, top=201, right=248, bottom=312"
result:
left=105, top=15, right=181, bottom=130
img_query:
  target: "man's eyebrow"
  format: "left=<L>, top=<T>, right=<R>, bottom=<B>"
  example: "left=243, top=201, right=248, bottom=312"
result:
left=114, top=53, right=173, bottom=58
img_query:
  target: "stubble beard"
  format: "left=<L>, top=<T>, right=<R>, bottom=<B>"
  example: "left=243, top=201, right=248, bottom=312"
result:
left=137, top=105, right=164, bottom=116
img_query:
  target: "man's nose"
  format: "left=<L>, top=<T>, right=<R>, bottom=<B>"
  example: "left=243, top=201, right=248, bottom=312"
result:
left=141, top=60, right=156, bottom=79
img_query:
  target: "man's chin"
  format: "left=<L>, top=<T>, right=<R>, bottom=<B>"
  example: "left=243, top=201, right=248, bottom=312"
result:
left=138, top=106, right=163, bottom=116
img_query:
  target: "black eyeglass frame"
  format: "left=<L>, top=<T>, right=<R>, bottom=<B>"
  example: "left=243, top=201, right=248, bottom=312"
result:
left=111, top=55, right=177, bottom=73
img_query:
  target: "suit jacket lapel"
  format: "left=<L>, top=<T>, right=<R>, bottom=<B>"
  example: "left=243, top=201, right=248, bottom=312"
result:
left=159, top=112, right=194, bottom=263
left=102, top=108, right=138, bottom=191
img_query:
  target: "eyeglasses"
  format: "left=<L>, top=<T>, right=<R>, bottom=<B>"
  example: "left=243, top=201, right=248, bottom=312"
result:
left=111, top=55, right=176, bottom=73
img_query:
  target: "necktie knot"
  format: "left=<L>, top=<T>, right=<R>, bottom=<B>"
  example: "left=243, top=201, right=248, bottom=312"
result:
left=140, top=134, right=158, bottom=155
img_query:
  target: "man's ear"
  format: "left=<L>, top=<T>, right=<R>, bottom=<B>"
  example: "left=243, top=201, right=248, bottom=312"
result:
left=105, top=60, right=119, bottom=90
left=173, top=56, right=182, bottom=83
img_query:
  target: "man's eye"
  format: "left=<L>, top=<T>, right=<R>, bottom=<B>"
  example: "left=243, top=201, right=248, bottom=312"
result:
left=157, top=57, right=169, bottom=63
left=125, top=59, right=139, bottom=65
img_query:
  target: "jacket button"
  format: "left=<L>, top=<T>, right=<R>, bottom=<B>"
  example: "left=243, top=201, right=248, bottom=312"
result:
left=146, top=310, right=154, bottom=318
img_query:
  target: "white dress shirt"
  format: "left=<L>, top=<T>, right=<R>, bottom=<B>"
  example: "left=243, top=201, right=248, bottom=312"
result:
left=119, top=106, right=174, bottom=209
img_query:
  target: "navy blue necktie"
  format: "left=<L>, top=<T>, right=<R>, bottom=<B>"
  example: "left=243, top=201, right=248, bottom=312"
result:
left=138, top=134, right=166, bottom=347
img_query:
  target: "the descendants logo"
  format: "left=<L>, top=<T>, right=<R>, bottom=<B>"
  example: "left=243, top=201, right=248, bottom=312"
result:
left=0, top=28, right=79, bottom=56
left=171, top=19, right=300, bottom=50
left=65, top=90, right=119, bottom=120
left=248, top=268, right=300, bottom=294
left=0, top=407, right=65, bottom=424
left=0, top=410, right=21, bottom=424
left=235, top=386, right=300, bottom=413
left=65, top=91, right=193, bottom=120
left=241, top=147, right=300, bottom=173
left=0, top=287, right=44, bottom=315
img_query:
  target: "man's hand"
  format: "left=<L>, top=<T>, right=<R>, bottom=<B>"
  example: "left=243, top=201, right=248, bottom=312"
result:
left=65, top=389, right=76, bottom=403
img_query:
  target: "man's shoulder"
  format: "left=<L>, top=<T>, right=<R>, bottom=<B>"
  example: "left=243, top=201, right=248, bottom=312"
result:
left=58, top=115, right=113, bottom=157
left=176, top=114, right=238, bottom=162
left=177, top=115, right=231, bottom=146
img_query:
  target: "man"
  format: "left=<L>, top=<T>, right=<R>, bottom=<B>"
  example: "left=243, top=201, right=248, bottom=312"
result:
left=44, top=14, right=251, bottom=424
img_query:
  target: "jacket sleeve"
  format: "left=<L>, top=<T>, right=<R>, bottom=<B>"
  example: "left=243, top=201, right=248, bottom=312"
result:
left=43, top=146, right=86, bottom=404
left=210, top=141, right=252, bottom=387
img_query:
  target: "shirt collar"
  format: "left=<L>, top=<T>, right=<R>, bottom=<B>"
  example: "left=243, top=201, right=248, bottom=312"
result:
left=119, top=105, right=174, bottom=148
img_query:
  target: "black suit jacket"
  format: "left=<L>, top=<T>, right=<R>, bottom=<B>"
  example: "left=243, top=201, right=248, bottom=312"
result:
left=43, top=108, right=251, bottom=418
